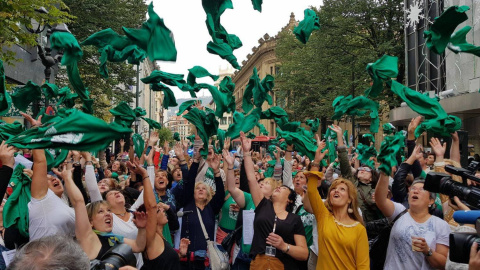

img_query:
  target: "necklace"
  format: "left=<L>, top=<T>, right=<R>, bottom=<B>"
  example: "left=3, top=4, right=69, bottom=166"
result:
left=114, top=211, right=127, bottom=217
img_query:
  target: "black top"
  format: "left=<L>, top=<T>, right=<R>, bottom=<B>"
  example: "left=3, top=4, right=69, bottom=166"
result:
left=250, top=198, right=306, bottom=269
left=96, top=235, right=119, bottom=260
left=141, top=238, right=180, bottom=270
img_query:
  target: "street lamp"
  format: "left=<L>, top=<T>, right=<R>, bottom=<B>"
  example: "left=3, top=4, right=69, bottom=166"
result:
left=26, top=8, right=70, bottom=117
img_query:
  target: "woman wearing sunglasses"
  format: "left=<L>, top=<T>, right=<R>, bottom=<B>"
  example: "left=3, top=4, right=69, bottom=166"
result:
left=330, top=125, right=383, bottom=223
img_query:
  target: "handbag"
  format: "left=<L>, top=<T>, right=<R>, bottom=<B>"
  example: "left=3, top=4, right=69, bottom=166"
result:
left=369, top=209, right=408, bottom=270
left=221, top=225, right=242, bottom=253
left=196, top=208, right=230, bottom=270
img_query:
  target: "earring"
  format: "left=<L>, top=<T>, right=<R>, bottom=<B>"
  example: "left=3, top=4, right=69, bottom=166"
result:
left=348, top=208, right=354, bottom=214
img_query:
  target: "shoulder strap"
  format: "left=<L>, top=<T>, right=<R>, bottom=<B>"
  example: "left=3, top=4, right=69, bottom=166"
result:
left=390, top=208, right=408, bottom=226
left=196, top=207, right=210, bottom=241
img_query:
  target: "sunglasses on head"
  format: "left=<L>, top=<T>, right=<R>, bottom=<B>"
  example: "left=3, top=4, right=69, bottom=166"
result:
left=358, top=167, right=372, bottom=172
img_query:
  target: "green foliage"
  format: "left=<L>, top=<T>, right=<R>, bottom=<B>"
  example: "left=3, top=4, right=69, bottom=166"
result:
left=157, top=127, right=173, bottom=144
left=58, top=0, right=147, bottom=119
left=0, top=0, right=72, bottom=64
left=275, top=0, right=404, bottom=123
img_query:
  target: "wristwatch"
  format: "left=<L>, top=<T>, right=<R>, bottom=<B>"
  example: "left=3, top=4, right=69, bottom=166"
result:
left=426, top=248, right=433, bottom=257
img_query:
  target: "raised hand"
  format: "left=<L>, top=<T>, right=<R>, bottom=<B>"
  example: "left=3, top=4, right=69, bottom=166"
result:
left=222, top=149, right=234, bottom=167
left=408, top=116, right=422, bottom=140
left=119, top=139, right=125, bottom=148
left=149, top=131, right=159, bottom=146
left=126, top=159, right=148, bottom=178
left=207, top=153, right=221, bottom=171
left=330, top=124, right=342, bottom=135
left=20, top=112, right=42, bottom=128
left=133, top=211, right=147, bottom=229
left=163, top=140, right=170, bottom=155
left=429, top=137, right=446, bottom=160
left=179, top=238, right=191, bottom=258
left=240, top=131, right=251, bottom=153
left=174, top=142, right=183, bottom=158
left=0, top=141, right=15, bottom=168
left=223, top=137, right=231, bottom=151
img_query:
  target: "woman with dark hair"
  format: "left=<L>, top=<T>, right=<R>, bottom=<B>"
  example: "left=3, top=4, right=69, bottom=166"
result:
left=375, top=165, right=450, bottom=269
left=241, top=132, right=308, bottom=269
left=306, top=134, right=369, bottom=270
left=126, top=160, right=190, bottom=270
left=330, top=125, right=383, bottom=223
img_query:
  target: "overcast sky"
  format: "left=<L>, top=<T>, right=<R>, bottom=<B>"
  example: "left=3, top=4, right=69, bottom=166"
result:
left=151, top=0, right=323, bottom=98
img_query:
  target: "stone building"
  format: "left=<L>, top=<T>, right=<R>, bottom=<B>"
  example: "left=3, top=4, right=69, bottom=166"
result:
left=231, top=13, right=298, bottom=137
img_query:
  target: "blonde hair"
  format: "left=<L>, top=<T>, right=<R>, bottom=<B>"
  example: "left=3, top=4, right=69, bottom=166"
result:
left=261, top=177, right=280, bottom=189
left=324, top=178, right=364, bottom=226
left=194, top=181, right=213, bottom=203
left=86, top=201, right=109, bottom=222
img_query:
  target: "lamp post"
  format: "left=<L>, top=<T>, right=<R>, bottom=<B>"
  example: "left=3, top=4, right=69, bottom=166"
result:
left=26, top=8, right=70, bottom=118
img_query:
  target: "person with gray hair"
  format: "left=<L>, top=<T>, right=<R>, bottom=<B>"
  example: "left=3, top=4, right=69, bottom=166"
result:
left=375, top=145, right=451, bottom=270
left=7, top=234, right=90, bottom=270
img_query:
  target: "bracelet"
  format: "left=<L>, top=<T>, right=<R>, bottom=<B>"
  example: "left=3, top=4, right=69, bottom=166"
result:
left=434, top=161, right=445, bottom=167
left=85, top=161, right=93, bottom=165
left=73, top=161, right=81, bottom=166
left=310, top=162, right=320, bottom=167
left=228, top=167, right=234, bottom=170
left=284, top=244, right=290, bottom=254
left=143, top=176, right=149, bottom=181
left=244, top=152, right=251, bottom=156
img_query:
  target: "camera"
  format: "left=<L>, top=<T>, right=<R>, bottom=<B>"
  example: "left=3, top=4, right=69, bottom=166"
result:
left=424, top=161, right=480, bottom=210
left=90, top=244, right=137, bottom=270
left=424, top=161, right=480, bottom=264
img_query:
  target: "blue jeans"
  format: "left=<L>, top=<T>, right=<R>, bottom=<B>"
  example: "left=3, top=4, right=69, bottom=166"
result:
left=232, top=248, right=251, bottom=270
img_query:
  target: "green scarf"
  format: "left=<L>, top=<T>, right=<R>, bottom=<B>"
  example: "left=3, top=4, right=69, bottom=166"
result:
left=183, top=108, right=219, bottom=157
left=293, top=9, right=320, bottom=44
left=242, top=67, right=275, bottom=114
left=11, top=81, right=42, bottom=112
left=3, top=164, right=31, bottom=237
left=0, top=121, right=24, bottom=142
left=377, top=132, right=405, bottom=175
left=225, top=108, right=261, bottom=140
left=0, top=59, right=11, bottom=116
left=110, top=101, right=146, bottom=128
left=93, top=229, right=124, bottom=246
left=364, top=55, right=398, bottom=98
left=141, top=117, right=162, bottom=130
left=132, top=133, right=145, bottom=158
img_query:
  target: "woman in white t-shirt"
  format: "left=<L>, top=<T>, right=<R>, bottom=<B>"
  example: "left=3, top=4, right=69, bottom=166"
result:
left=375, top=163, right=450, bottom=270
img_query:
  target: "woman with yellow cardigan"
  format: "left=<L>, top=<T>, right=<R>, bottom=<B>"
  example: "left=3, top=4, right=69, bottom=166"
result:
left=306, top=135, right=370, bottom=270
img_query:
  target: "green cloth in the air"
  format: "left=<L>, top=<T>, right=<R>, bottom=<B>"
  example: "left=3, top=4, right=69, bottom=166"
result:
left=275, top=117, right=301, bottom=132
left=277, top=127, right=317, bottom=161
left=242, top=67, right=275, bottom=113
left=173, top=132, right=181, bottom=141
left=141, top=117, right=162, bottom=130
left=377, top=132, right=405, bottom=175
left=110, top=101, right=146, bottom=128
left=150, top=83, right=178, bottom=109
left=323, top=127, right=338, bottom=166
left=382, top=123, right=395, bottom=135
left=177, top=100, right=199, bottom=116
left=0, top=59, right=12, bottom=116
left=225, top=108, right=262, bottom=140
left=293, top=9, right=320, bottom=44
left=141, top=70, right=186, bottom=91
left=332, top=95, right=379, bottom=133
left=132, top=133, right=145, bottom=158
left=197, top=83, right=235, bottom=118
left=185, top=66, right=220, bottom=97
left=424, top=5, right=470, bottom=55
left=448, top=26, right=480, bottom=57
left=246, top=132, right=256, bottom=139
left=50, top=31, right=92, bottom=114
left=256, top=123, right=268, bottom=135
left=0, top=121, right=24, bottom=142
left=343, top=130, right=349, bottom=148
left=41, top=83, right=59, bottom=101
left=186, top=134, right=195, bottom=144
left=202, top=0, right=242, bottom=69
left=56, top=87, right=78, bottom=108
left=260, top=107, right=288, bottom=119
left=122, top=3, right=177, bottom=62
left=362, top=133, right=375, bottom=144
left=389, top=80, right=461, bottom=137
left=213, top=129, right=226, bottom=154
left=11, top=81, right=42, bottom=112
left=251, top=0, right=262, bottom=12
left=364, top=55, right=398, bottom=98
left=355, top=143, right=377, bottom=168
left=45, top=149, right=69, bottom=171
left=7, top=108, right=133, bottom=151
left=3, top=164, right=31, bottom=237
left=306, top=118, right=320, bottom=134
left=182, top=107, right=219, bottom=157
left=99, top=45, right=146, bottom=78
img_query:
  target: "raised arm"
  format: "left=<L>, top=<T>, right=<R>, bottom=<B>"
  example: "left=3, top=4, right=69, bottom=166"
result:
left=62, top=163, right=100, bottom=259
left=127, top=161, right=157, bottom=257
left=450, top=132, right=461, bottom=164
left=272, top=147, right=283, bottom=181
left=283, top=144, right=294, bottom=188
left=223, top=144, right=246, bottom=208
left=331, top=125, right=354, bottom=182
left=207, top=151, right=226, bottom=214
left=374, top=172, right=395, bottom=217
left=241, top=132, right=263, bottom=207
left=307, top=135, right=328, bottom=218
left=0, top=142, right=15, bottom=200
left=31, top=149, right=49, bottom=199
left=82, top=152, right=103, bottom=203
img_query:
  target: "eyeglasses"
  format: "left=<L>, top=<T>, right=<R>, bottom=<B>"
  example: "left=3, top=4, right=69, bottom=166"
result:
left=410, top=186, right=426, bottom=192
left=358, top=167, right=372, bottom=172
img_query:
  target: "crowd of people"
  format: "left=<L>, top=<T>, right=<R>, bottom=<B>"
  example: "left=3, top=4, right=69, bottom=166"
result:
left=2, top=111, right=480, bottom=270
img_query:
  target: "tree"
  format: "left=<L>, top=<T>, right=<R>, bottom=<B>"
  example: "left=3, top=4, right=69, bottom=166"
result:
left=58, top=0, right=147, bottom=119
left=275, top=0, right=404, bottom=125
left=157, top=127, right=173, bottom=144
left=0, top=0, right=72, bottom=64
